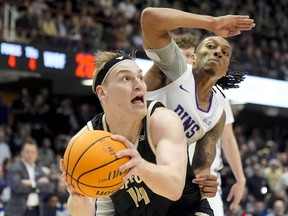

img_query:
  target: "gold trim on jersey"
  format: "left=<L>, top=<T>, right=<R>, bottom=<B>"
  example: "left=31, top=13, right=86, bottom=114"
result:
left=86, top=101, right=160, bottom=155
left=102, top=114, right=140, bottom=148
left=102, top=114, right=108, bottom=131
left=146, top=100, right=158, bottom=155
left=86, top=120, right=93, bottom=131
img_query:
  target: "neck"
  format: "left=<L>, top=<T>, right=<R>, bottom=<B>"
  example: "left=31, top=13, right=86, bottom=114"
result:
left=105, top=114, right=142, bottom=144
left=193, top=71, right=216, bottom=110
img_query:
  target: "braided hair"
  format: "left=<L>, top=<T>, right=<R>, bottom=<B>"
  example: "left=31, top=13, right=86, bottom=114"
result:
left=213, top=60, right=248, bottom=97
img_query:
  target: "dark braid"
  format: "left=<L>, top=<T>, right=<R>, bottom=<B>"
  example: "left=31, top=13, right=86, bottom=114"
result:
left=214, top=60, right=248, bottom=97
left=216, top=69, right=248, bottom=90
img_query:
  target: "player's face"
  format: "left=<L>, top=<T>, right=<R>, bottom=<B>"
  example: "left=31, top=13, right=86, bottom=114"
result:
left=21, top=143, right=38, bottom=165
left=194, top=36, right=231, bottom=79
left=103, top=61, right=147, bottom=118
left=181, top=47, right=195, bottom=65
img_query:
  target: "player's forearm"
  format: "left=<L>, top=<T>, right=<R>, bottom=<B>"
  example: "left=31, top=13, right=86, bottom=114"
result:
left=192, top=139, right=217, bottom=175
left=192, top=111, right=226, bottom=174
left=141, top=7, right=214, bottom=34
left=138, top=160, right=186, bottom=201
left=141, top=7, right=214, bottom=49
left=67, top=196, right=95, bottom=216
left=221, top=125, right=246, bottom=182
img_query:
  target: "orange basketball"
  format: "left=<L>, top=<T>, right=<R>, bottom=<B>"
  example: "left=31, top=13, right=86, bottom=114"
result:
left=63, top=130, right=130, bottom=198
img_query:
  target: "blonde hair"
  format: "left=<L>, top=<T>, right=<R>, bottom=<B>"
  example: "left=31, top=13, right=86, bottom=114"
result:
left=92, top=51, right=123, bottom=94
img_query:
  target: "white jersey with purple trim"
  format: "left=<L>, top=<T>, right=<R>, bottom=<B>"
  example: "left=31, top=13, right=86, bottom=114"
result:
left=146, top=40, right=224, bottom=145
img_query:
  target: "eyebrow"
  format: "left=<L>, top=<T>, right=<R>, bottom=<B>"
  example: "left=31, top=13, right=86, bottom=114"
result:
left=206, top=39, right=232, bottom=51
left=115, top=69, right=143, bottom=76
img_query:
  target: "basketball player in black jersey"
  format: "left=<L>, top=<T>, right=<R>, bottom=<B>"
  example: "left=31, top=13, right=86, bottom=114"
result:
left=59, top=50, right=191, bottom=215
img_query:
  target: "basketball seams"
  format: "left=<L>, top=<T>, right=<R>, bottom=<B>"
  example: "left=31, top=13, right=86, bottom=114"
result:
left=63, top=130, right=129, bottom=198
left=76, top=157, right=126, bottom=183
left=76, top=158, right=129, bottom=197
left=70, top=135, right=111, bottom=180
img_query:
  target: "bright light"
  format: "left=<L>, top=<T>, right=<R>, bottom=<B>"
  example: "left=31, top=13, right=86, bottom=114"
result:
left=81, top=79, right=93, bottom=86
left=224, top=75, right=288, bottom=108
left=83, top=57, right=288, bottom=108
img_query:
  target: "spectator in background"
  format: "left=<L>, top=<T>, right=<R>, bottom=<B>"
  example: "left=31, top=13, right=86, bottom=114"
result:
left=274, top=167, right=288, bottom=195
left=8, top=125, right=30, bottom=158
left=10, top=87, right=32, bottom=130
left=15, top=5, right=39, bottom=43
left=267, top=199, right=288, bottom=216
left=66, top=15, right=82, bottom=51
left=40, top=10, right=58, bottom=44
left=55, top=181, right=69, bottom=212
left=117, top=0, right=138, bottom=23
left=76, top=103, right=94, bottom=129
left=38, top=137, right=55, bottom=169
left=0, top=94, right=9, bottom=126
left=247, top=163, right=270, bottom=203
left=5, top=138, right=55, bottom=216
left=0, top=129, right=11, bottom=165
left=31, top=0, right=48, bottom=18
left=31, top=94, right=51, bottom=144
left=80, top=15, right=103, bottom=52
left=42, top=194, right=59, bottom=216
left=53, top=98, right=78, bottom=136
left=55, top=14, right=68, bottom=48
left=265, top=159, right=283, bottom=192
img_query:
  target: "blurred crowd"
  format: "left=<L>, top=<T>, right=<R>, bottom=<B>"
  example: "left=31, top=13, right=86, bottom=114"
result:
left=0, top=0, right=287, bottom=216
left=0, top=0, right=287, bottom=81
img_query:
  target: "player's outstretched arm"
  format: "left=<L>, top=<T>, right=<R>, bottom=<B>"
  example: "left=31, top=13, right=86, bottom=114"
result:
left=141, top=7, right=255, bottom=50
left=221, top=124, right=246, bottom=209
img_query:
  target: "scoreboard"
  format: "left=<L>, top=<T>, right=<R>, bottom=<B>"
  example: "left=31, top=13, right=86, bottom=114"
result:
left=0, top=40, right=95, bottom=79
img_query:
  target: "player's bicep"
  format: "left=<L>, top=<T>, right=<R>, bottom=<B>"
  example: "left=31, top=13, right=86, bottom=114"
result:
left=144, top=64, right=167, bottom=91
left=150, top=108, right=187, bottom=170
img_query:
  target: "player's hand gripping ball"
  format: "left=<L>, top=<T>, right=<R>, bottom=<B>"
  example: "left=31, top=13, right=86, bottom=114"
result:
left=63, top=130, right=130, bottom=198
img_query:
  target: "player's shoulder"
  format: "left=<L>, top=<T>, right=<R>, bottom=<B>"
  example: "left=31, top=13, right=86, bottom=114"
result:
left=69, top=126, right=89, bottom=144
left=149, top=103, right=182, bottom=127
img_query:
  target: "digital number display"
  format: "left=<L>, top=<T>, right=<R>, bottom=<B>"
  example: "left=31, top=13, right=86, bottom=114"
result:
left=0, top=40, right=95, bottom=79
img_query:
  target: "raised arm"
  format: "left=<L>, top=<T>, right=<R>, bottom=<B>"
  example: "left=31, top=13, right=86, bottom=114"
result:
left=140, top=7, right=255, bottom=49
left=221, top=123, right=246, bottom=209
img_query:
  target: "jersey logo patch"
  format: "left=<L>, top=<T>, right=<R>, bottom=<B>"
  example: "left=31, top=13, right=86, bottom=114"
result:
left=179, top=84, right=190, bottom=93
left=203, top=118, right=212, bottom=125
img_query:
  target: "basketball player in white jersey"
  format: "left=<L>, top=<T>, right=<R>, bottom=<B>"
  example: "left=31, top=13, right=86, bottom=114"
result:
left=147, top=33, right=246, bottom=215
left=141, top=6, right=254, bottom=215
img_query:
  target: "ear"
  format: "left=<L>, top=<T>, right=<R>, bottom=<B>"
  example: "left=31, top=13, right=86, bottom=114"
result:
left=191, top=54, right=196, bottom=63
left=96, top=85, right=107, bottom=100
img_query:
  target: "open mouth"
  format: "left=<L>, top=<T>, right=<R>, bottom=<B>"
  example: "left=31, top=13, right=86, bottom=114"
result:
left=131, top=95, right=144, bottom=104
